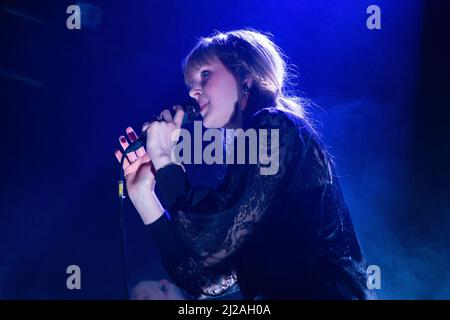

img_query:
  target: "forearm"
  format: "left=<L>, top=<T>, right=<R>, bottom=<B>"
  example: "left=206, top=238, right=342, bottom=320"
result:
left=129, top=189, right=164, bottom=225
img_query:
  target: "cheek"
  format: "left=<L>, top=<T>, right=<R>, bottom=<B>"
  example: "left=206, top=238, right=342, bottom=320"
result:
left=209, top=75, right=238, bottom=102
left=214, top=83, right=238, bottom=115
left=203, top=75, right=238, bottom=127
left=222, top=80, right=238, bottom=102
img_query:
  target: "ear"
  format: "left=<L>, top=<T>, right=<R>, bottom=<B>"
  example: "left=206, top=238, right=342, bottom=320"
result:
left=240, top=75, right=254, bottom=111
left=243, top=75, right=254, bottom=89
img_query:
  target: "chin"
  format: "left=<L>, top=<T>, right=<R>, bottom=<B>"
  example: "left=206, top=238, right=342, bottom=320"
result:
left=203, top=121, right=218, bottom=129
left=202, top=116, right=220, bottom=129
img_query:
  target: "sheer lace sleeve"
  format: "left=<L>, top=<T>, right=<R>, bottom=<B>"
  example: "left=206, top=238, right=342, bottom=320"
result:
left=147, top=107, right=302, bottom=298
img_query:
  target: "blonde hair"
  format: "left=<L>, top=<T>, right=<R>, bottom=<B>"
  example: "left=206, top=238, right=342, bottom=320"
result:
left=182, top=29, right=312, bottom=123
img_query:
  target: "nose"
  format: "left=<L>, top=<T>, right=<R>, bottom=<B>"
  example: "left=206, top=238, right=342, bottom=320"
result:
left=189, top=83, right=202, bottom=101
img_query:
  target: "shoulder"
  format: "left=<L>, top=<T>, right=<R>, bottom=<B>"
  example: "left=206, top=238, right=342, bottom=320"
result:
left=246, top=107, right=308, bottom=157
left=250, top=106, right=330, bottom=163
left=251, top=106, right=296, bottom=125
left=248, top=106, right=311, bottom=138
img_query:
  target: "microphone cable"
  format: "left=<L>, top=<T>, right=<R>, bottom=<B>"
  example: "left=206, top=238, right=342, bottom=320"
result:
left=117, top=103, right=200, bottom=299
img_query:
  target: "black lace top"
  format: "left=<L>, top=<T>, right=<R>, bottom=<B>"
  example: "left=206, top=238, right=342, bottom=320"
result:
left=147, top=107, right=375, bottom=300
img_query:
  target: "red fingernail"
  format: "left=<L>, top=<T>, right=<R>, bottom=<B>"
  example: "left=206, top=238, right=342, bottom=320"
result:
left=128, top=131, right=138, bottom=140
left=120, top=136, right=127, bottom=143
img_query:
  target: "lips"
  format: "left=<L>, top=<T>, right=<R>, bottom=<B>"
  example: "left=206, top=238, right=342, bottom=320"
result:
left=199, top=102, right=208, bottom=113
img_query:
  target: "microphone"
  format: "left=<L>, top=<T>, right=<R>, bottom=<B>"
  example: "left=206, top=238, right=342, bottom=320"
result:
left=124, top=104, right=200, bottom=153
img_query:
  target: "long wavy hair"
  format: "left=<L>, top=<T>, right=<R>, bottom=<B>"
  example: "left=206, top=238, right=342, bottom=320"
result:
left=182, top=29, right=314, bottom=126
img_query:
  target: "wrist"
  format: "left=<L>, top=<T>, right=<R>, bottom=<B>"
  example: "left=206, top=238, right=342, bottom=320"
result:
left=129, top=190, right=164, bottom=225
left=152, top=154, right=173, bottom=171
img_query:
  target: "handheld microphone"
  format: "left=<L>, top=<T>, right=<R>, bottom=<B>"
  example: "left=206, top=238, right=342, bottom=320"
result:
left=124, top=104, right=200, bottom=154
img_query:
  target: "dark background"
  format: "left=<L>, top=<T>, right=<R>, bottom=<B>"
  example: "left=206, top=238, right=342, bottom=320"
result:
left=1, top=0, right=449, bottom=299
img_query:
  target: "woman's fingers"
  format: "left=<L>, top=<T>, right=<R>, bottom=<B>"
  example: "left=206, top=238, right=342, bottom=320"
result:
left=160, top=108, right=173, bottom=122
left=142, top=122, right=151, bottom=135
left=126, top=127, right=146, bottom=158
left=115, top=127, right=147, bottom=164
left=117, top=106, right=182, bottom=168
left=116, top=151, right=148, bottom=174
left=123, top=154, right=152, bottom=178
left=126, top=127, right=138, bottom=142
left=119, top=135, right=138, bottom=162
left=135, top=146, right=146, bottom=158
left=173, top=105, right=185, bottom=129
left=115, top=127, right=153, bottom=178
left=115, top=149, right=130, bottom=169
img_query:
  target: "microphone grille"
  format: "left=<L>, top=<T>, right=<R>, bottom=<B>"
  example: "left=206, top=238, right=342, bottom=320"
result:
left=181, top=103, right=201, bottom=124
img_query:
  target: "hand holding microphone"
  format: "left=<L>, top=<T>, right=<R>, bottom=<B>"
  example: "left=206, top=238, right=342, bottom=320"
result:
left=141, top=105, right=185, bottom=171
left=114, top=104, right=199, bottom=190
left=123, top=104, right=200, bottom=153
